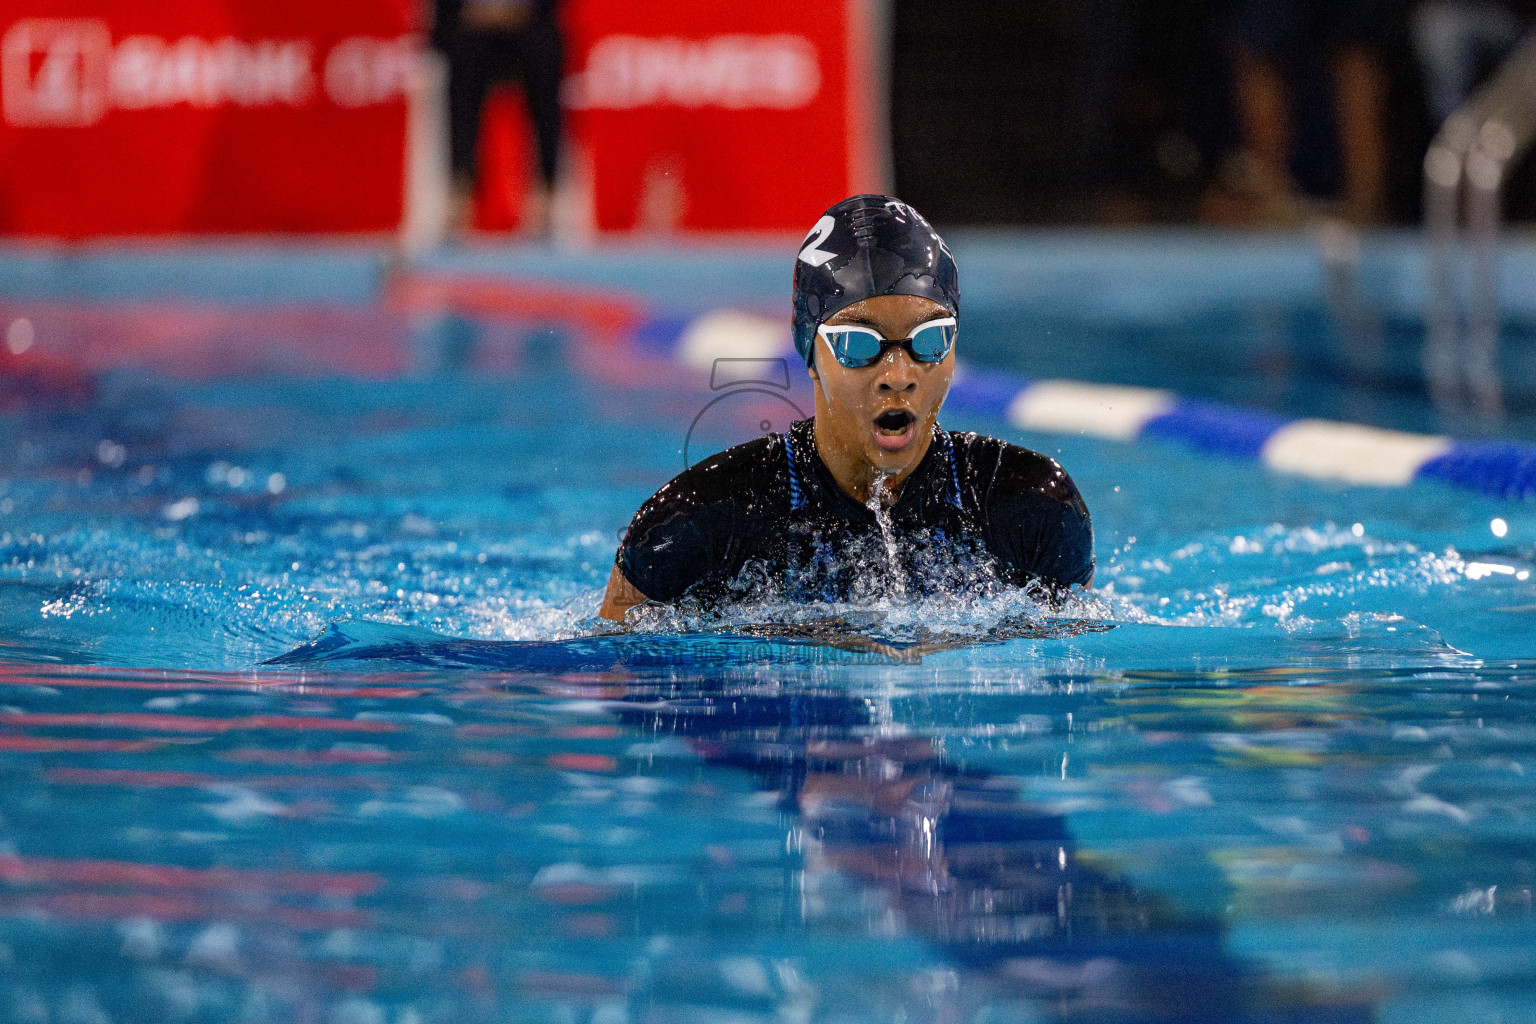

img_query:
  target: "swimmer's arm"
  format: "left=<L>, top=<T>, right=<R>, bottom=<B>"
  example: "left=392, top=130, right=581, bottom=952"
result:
left=985, top=447, right=1095, bottom=592
left=598, top=564, right=650, bottom=622
left=608, top=451, right=755, bottom=617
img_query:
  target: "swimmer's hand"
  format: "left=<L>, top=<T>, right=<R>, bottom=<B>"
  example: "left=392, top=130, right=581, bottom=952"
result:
left=743, top=613, right=1115, bottom=662
left=599, top=564, right=650, bottom=622
left=739, top=618, right=920, bottom=661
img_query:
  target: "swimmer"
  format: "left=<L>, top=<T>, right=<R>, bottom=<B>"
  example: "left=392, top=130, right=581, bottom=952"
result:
left=600, top=195, right=1092, bottom=621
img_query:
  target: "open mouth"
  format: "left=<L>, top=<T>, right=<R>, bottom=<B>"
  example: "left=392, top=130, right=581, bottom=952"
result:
left=872, top=409, right=916, bottom=451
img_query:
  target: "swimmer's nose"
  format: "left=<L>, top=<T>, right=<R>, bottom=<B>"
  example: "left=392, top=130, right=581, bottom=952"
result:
left=876, top=347, right=920, bottom=391
left=884, top=353, right=915, bottom=393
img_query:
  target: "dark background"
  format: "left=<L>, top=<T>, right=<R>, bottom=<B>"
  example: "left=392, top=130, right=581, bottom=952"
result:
left=888, top=0, right=1535, bottom=225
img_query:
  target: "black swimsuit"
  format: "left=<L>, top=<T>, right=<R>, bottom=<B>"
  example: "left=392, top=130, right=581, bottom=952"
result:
left=617, top=419, right=1093, bottom=607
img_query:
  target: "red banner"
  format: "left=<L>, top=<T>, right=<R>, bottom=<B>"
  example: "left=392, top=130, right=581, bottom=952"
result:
left=561, top=0, right=885, bottom=234
left=0, top=1, right=884, bottom=238
left=0, top=0, right=417, bottom=236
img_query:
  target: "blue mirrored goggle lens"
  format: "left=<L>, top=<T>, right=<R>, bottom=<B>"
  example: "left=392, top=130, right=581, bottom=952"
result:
left=907, top=321, right=957, bottom=362
left=827, top=328, right=886, bottom=367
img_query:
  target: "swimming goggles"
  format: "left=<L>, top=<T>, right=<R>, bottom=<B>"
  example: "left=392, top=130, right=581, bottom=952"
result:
left=815, top=316, right=957, bottom=368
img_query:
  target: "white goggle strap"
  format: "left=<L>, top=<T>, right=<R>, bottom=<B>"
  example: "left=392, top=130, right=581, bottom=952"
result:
left=907, top=316, right=957, bottom=339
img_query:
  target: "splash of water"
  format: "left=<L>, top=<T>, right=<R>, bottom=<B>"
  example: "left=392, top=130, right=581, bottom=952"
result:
left=866, top=472, right=904, bottom=596
left=3, top=499, right=1517, bottom=669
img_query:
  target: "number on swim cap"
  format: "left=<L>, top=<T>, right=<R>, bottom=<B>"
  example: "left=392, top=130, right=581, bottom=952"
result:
left=798, top=216, right=837, bottom=268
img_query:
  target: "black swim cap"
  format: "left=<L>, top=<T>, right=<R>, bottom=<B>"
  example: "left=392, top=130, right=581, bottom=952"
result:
left=791, top=195, right=960, bottom=366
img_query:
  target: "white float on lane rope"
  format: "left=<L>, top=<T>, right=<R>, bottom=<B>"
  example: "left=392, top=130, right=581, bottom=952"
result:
left=677, top=310, right=791, bottom=371
left=1007, top=381, right=1176, bottom=441
left=1261, top=420, right=1452, bottom=486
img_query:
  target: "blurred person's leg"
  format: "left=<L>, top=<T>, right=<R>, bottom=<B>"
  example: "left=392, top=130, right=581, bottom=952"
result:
left=1325, top=0, right=1396, bottom=225
left=448, top=32, right=500, bottom=233
left=1412, top=1, right=1522, bottom=124
left=1233, top=52, right=1293, bottom=186
left=447, top=4, right=536, bottom=234
left=1329, top=46, right=1389, bottom=224
left=1230, top=0, right=1304, bottom=223
left=514, top=18, right=565, bottom=237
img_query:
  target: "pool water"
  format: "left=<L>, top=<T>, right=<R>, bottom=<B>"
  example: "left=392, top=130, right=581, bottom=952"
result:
left=1, top=279, right=1535, bottom=1022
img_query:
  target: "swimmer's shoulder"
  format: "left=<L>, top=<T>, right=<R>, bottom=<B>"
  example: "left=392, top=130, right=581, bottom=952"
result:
left=945, top=429, right=1088, bottom=513
left=617, top=433, right=789, bottom=600
left=636, top=432, right=789, bottom=519
left=945, top=429, right=1093, bottom=588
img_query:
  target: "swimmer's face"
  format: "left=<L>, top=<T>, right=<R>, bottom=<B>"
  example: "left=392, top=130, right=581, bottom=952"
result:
left=809, top=294, right=955, bottom=485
